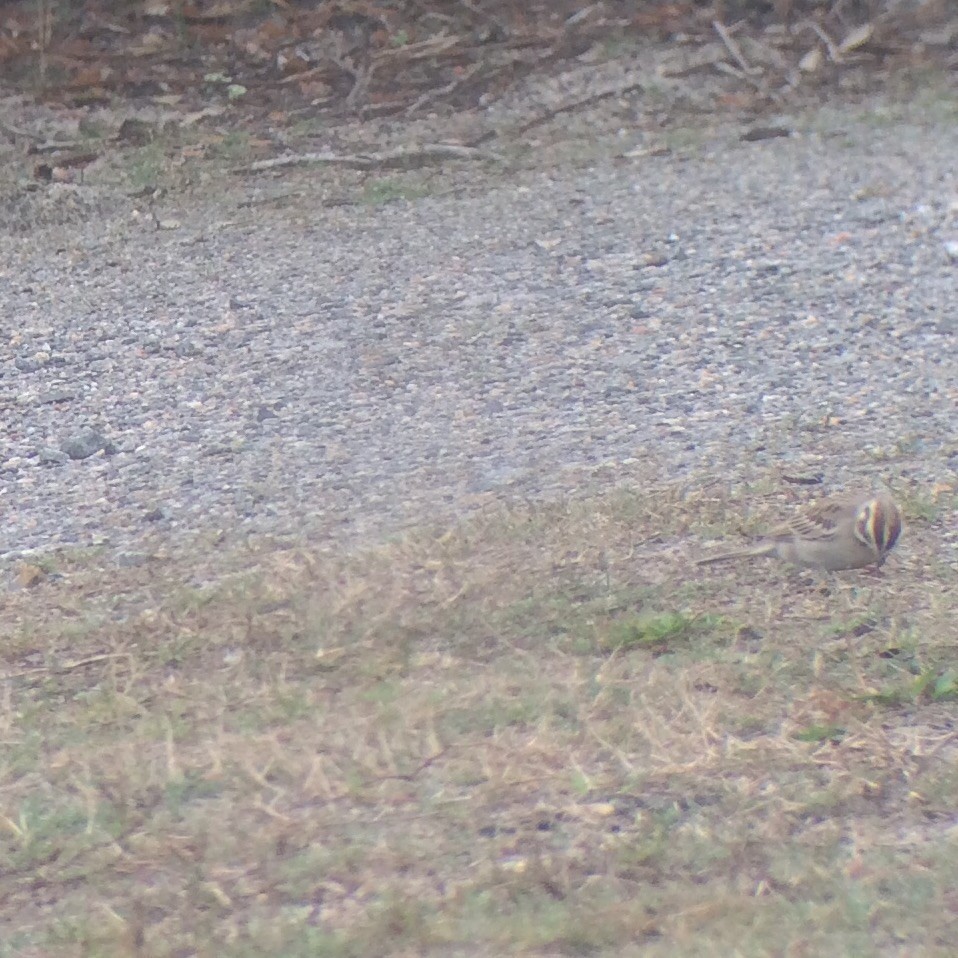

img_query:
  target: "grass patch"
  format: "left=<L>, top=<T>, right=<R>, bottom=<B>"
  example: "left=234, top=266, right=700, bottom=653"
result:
left=361, top=177, right=432, bottom=206
left=601, top=611, right=724, bottom=652
left=0, top=483, right=954, bottom=955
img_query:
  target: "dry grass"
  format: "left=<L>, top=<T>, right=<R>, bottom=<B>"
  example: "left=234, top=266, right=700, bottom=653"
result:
left=1, top=481, right=956, bottom=957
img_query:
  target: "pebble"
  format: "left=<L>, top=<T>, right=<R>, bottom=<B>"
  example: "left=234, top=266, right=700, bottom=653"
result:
left=60, top=429, right=116, bottom=460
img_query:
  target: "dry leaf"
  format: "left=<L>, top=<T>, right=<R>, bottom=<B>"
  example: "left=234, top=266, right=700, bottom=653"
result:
left=799, top=46, right=824, bottom=72
left=839, top=22, right=873, bottom=54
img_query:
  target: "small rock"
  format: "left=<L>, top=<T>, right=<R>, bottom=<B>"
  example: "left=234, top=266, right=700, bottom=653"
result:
left=741, top=126, right=792, bottom=142
left=37, top=388, right=77, bottom=405
left=117, top=118, right=155, bottom=146
left=115, top=552, right=153, bottom=568
left=61, top=428, right=116, bottom=460
left=37, top=447, right=68, bottom=465
left=799, top=46, right=824, bottom=72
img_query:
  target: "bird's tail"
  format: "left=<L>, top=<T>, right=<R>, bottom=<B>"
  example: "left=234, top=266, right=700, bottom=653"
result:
left=696, top=543, right=776, bottom=566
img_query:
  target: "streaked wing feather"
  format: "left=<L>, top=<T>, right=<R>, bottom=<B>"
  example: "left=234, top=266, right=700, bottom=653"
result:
left=768, top=499, right=848, bottom=542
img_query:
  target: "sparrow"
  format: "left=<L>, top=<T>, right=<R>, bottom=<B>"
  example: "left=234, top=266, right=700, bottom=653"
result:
left=697, top=491, right=902, bottom=571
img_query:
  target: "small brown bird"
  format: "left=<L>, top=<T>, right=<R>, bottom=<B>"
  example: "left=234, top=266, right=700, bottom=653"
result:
left=697, top=491, right=902, bottom=572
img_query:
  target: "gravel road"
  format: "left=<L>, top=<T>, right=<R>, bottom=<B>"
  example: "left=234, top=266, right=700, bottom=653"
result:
left=2, top=92, right=956, bottom=562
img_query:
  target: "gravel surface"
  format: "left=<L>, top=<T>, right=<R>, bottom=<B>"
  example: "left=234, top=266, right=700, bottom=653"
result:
left=1, top=91, right=957, bottom=563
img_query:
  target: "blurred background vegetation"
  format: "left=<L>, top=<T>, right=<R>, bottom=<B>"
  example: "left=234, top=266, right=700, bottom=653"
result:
left=0, top=0, right=951, bottom=111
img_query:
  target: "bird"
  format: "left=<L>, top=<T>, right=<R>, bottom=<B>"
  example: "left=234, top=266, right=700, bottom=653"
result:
left=696, top=491, right=902, bottom=572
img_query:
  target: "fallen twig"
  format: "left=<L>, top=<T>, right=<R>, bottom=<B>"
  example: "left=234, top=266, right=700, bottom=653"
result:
left=374, top=32, right=462, bottom=62
left=0, top=118, right=44, bottom=142
left=807, top=21, right=841, bottom=61
left=510, top=79, right=647, bottom=138
left=237, top=142, right=496, bottom=173
left=5, top=652, right=128, bottom=679
left=27, top=138, right=88, bottom=154
left=405, top=62, right=482, bottom=115
left=712, top=19, right=761, bottom=76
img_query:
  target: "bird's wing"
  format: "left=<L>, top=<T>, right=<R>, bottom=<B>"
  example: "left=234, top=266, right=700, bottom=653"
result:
left=768, top=498, right=852, bottom=543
